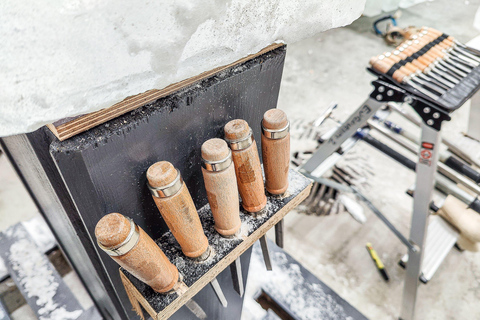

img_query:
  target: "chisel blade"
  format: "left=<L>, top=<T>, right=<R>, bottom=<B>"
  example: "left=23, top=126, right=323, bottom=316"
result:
left=229, top=257, right=244, bottom=297
left=210, top=278, right=228, bottom=308
left=425, top=71, right=454, bottom=89
left=441, top=59, right=471, bottom=75
left=184, top=299, right=208, bottom=319
left=407, top=80, right=440, bottom=100
left=454, top=46, right=480, bottom=63
left=413, top=76, right=447, bottom=95
left=275, top=219, right=284, bottom=248
left=437, top=61, right=468, bottom=78
left=259, top=235, right=272, bottom=271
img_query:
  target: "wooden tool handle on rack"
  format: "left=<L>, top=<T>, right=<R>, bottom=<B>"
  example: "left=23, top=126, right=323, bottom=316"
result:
left=224, top=119, right=267, bottom=213
left=370, top=59, right=408, bottom=83
left=95, top=213, right=179, bottom=293
left=201, top=138, right=242, bottom=237
left=261, top=109, right=290, bottom=195
left=147, top=161, right=210, bottom=259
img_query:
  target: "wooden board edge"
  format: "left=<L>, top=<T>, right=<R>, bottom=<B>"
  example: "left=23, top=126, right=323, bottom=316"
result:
left=156, top=182, right=312, bottom=320
left=48, top=43, right=285, bottom=141
left=120, top=270, right=156, bottom=320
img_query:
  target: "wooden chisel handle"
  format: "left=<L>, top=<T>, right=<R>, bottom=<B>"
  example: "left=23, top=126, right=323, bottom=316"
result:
left=95, top=213, right=179, bottom=293
left=225, top=119, right=267, bottom=213
left=201, top=138, right=242, bottom=237
left=261, top=109, right=290, bottom=195
left=147, top=161, right=210, bottom=260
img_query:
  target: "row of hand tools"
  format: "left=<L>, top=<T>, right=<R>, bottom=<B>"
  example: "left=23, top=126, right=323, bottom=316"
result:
left=370, top=26, right=480, bottom=101
left=294, top=99, right=480, bottom=253
left=94, top=109, right=291, bottom=317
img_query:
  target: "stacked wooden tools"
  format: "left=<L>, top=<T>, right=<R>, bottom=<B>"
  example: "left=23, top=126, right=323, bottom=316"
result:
left=94, top=109, right=292, bottom=318
left=370, top=26, right=480, bottom=101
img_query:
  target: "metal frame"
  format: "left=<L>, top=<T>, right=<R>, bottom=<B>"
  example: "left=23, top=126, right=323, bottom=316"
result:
left=400, top=123, right=441, bottom=320
left=301, top=78, right=452, bottom=320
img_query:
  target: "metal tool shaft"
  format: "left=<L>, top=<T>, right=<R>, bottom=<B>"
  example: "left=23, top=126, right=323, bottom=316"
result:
left=259, top=235, right=272, bottom=271
left=210, top=278, right=228, bottom=308
left=185, top=299, right=208, bottom=319
left=229, top=258, right=244, bottom=297
left=275, top=219, right=284, bottom=248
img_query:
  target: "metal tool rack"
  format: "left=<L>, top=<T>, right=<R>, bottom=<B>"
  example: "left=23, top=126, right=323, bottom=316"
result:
left=301, top=42, right=480, bottom=318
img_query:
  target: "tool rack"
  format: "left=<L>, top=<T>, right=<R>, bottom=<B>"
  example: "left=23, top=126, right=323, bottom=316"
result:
left=0, top=44, right=288, bottom=320
left=120, top=169, right=311, bottom=320
left=301, top=39, right=480, bottom=320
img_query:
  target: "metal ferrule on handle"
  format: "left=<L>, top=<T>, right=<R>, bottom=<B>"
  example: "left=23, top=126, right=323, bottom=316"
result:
left=201, top=149, right=232, bottom=172
left=261, top=121, right=290, bottom=139
left=225, top=128, right=254, bottom=150
left=147, top=169, right=183, bottom=198
left=97, top=218, right=140, bottom=256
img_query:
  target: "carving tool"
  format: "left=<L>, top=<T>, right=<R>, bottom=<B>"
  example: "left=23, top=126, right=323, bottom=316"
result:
left=201, top=138, right=244, bottom=297
left=389, top=51, right=455, bottom=89
left=373, top=54, right=447, bottom=95
left=398, top=39, right=469, bottom=80
left=147, top=161, right=210, bottom=260
left=386, top=102, right=480, bottom=168
left=95, top=213, right=207, bottom=319
left=225, top=119, right=271, bottom=270
left=368, top=120, right=480, bottom=195
left=147, top=162, right=227, bottom=307
left=355, top=128, right=480, bottom=213
left=261, top=109, right=291, bottom=248
left=381, top=119, right=480, bottom=184
left=366, top=242, right=389, bottom=281
left=382, top=51, right=451, bottom=91
left=369, top=57, right=441, bottom=100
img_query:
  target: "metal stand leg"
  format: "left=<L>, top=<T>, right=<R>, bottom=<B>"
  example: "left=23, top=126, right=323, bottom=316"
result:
left=400, top=123, right=442, bottom=320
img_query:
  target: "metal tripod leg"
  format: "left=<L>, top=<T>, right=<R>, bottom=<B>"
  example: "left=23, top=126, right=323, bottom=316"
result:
left=400, top=123, right=441, bottom=320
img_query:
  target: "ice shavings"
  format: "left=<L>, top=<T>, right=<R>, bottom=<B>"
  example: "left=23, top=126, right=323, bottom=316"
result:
left=122, top=168, right=311, bottom=313
left=363, top=0, right=431, bottom=17
left=1, top=0, right=366, bottom=136
left=244, top=244, right=354, bottom=320
left=7, top=228, right=82, bottom=320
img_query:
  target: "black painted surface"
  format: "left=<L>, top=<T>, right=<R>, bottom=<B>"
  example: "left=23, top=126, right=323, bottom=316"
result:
left=1, top=130, right=124, bottom=320
left=48, top=45, right=286, bottom=319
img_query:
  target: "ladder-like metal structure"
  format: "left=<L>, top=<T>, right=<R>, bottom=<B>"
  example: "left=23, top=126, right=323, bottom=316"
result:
left=301, top=45, right=480, bottom=318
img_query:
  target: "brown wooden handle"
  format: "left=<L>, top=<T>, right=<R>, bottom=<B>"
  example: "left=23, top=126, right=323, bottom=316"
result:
left=392, top=69, right=407, bottom=83
left=386, top=52, right=401, bottom=63
left=261, top=109, right=290, bottom=195
left=95, top=213, right=179, bottom=293
left=147, top=161, right=209, bottom=259
left=371, top=59, right=391, bottom=74
left=201, top=138, right=242, bottom=237
left=224, top=119, right=267, bottom=213
left=396, top=51, right=428, bottom=71
left=387, top=53, right=418, bottom=73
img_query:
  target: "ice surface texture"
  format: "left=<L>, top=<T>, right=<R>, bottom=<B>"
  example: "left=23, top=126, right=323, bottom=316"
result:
left=1, top=0, right=365, bottom=136
left=363, top=0, right=429, bottom=17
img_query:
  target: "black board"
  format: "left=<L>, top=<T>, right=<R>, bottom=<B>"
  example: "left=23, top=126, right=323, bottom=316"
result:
left=39, top=45, right=287, bottom=319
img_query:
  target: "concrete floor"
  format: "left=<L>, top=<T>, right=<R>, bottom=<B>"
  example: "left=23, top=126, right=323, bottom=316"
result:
left=2, top=1, right=480, bottom=319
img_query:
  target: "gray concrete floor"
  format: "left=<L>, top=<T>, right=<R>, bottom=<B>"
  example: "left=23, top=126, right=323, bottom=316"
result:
left=2, top=1, right=480, bottom=319
left=270, top=1, right=480, bottom=319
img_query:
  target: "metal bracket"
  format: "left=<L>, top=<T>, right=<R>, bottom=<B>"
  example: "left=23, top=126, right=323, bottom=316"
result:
left=369, top=79, right=451, bottom=131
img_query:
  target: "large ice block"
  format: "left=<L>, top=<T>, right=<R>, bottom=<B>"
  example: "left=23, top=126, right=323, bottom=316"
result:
left=1, top=0, right=365, bottom=136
